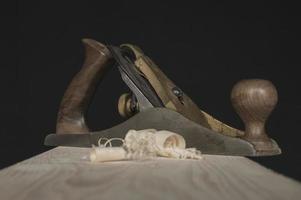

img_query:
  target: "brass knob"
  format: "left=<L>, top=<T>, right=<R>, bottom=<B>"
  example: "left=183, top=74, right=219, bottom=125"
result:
left=231, top=79, right=278, bottom=151
left=118, top=93, right=136, bottom=118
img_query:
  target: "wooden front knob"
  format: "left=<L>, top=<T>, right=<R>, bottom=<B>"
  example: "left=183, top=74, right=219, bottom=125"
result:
left=231, top=79, right=278, bottom=150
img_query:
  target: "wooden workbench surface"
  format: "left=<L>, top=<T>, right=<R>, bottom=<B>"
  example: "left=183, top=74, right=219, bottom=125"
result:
left=0, top=147, right=300, bottom=200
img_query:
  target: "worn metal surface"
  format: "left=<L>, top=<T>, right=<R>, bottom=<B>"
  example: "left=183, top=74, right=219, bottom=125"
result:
left=45, top=108, right=280, bottom=156
left=124, top=44, right=245, bottom=137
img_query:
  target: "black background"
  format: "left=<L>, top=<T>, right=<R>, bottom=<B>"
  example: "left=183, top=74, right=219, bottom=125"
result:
left=2, top=1, right=300, bottom=180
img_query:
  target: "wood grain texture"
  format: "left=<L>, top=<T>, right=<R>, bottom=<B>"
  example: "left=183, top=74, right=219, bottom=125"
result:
left=56, top=39, right=112, bottom=134
left=0, top=147, right=300, bottom=200
left=231, top=79, right=278, bottom=152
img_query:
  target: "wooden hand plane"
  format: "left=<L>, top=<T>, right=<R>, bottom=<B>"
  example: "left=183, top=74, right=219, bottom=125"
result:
left=44, top=39, right=281, bottom=156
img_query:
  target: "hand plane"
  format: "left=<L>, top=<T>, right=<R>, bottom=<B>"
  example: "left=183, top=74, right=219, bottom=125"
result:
left=44, top=39, right=281, bottom=156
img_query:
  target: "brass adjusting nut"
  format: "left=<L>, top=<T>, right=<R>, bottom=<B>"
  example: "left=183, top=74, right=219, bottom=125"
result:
left=118, top=93, right=136, bottom=118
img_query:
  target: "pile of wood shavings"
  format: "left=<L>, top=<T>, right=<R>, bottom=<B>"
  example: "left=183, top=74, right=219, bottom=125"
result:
left=89, top=129, right=202, bottom=162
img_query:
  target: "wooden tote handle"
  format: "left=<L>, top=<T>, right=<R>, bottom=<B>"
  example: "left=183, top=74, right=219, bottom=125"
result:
left=56, top=39, right=112, bottom=134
